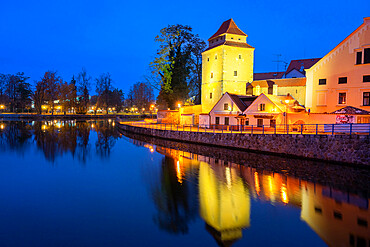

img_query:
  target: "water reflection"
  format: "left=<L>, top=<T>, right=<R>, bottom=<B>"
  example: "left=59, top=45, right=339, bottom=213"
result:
left=0, top=119, right=118, bottom=162
left=141, top=141, right=370, bottom=246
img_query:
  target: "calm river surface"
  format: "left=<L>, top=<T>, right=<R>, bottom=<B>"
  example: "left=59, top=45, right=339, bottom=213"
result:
left=0, top=120, right=369, bottom=247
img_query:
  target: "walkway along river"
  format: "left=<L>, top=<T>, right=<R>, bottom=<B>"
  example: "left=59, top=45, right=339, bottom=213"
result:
left=117, top=120, right=370, bottom=166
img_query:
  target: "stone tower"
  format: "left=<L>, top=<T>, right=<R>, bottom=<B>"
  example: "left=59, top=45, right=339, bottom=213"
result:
left=201, top=19, right=255, bottom=113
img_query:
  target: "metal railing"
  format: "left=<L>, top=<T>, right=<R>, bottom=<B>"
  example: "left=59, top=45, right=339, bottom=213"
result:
left=120, top=122, right=370, bottom=135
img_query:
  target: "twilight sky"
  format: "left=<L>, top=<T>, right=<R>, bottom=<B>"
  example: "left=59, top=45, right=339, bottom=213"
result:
left=1, top=0, right=369, bottom=95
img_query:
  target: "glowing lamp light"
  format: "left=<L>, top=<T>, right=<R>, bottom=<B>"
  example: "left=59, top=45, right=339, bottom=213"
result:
left=150, top=104, right=154, bottom=109
left=284, top=99, right=290, bottom=104
left=0, top=124, right=5, bottom=130
left=142, top=108, right=145, bottom=111
left=177, top=102, right=181, bottom=108
left=0, top=105, right=5, bottom=109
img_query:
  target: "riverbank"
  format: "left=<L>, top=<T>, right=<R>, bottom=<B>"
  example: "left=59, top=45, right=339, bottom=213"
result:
left=117, top=122, right=370, bottom=166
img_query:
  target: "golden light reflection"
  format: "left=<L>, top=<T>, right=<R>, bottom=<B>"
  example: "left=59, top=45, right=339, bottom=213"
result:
left=91, top=124, right=95, bottom=129
left=225, top=167, right=232, bottom=190
left=176, top=160, right=183, bottom=184
left=267, top=175, right=275, bottom=202
left=254, top=172, right=260, bottom=196
left=281, top=183, right=289, bottom=204
left=0, top=124, right=5, bottom=130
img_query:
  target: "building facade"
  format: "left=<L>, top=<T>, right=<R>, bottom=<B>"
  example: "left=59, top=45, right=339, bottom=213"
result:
left=305, top=17, right=370, bottom=113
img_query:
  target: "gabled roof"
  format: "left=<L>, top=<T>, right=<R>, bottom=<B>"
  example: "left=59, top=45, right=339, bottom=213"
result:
left=331, top=106, right=370, bottom=115
left=208, top=19, right=247, bottom=41
left=253, top=72, right=285, bottom=80
left=244, top=93, right=304, bottom=114
left=204, top=40, right=254, bottom=52
left=209, top=92, right=257, bottom=113
left=285, top=58, right=321, bottom=75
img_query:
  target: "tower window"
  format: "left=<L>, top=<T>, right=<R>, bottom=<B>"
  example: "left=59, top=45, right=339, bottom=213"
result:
left=239, top=55, right=242, bottom=59
left=211, top=72, right=213, bottom=78
left=210, top=93, right=212, bottom=99
left=356, top=51, right=362, bottom=64
left=215, top=55, right=217, bottom=60
left=231, top=37, right=233, bottom=39
left=234, top=71, right=237, bottom=76
left=338, top=77, right=347, bottom=84
left=207, top=57, right=209, bottom=62
left=319, top=79, right=327, bottom=85
left=338, top=93, right=346, bottom=104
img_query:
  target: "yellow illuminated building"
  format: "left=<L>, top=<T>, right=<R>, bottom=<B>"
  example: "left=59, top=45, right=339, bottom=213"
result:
left=201, top=19, right=254, bottom=113
left=199, top=162, right=250, bottom=245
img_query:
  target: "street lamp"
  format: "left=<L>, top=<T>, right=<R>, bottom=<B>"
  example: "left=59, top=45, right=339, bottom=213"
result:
left=284, top=99, right=290, bottom=133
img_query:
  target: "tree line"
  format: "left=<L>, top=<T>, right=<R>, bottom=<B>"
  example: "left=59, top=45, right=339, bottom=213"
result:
left=0, top=69, right=139, bottom=114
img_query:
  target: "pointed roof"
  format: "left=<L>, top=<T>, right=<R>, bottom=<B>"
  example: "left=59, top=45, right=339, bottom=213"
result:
left=285, top=58, right=321, bottom=75
left=209, top=92, right=257, bottom=114
left=208, top=19, right=247, bottom=41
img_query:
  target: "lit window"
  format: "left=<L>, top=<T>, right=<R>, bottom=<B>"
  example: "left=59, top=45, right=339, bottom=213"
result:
left=259, top=104, right=265, bottom=111
left=234, top=71, right=237, bottom=76
left=338, top=77, right=347, bottom=84
left=338, top=93, right=346, bottom=104
left=363, top=92, right=370, bottom=106
left=210, top=93, right=212, bottom=99
left=211, top=72, right=213, bottom=78
left=356, top=51, right=362, bottom=64
left=319, top=79, right=327, bottom=85
left=224, top=103, right=228, bottom=110
left=363, top=75, right=370, bottom=82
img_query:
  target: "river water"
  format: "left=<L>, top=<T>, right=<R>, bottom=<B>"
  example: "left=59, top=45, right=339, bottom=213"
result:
left=0, top=120, right=369, bottom=247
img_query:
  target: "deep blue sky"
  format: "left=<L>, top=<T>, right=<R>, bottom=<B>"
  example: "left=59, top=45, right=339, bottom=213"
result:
left=1, top=0, right=369, bottom=95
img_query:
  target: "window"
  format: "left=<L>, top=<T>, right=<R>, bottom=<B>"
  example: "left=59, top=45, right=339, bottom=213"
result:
left=319, top=79, right=327, bottom=85
left=215, top=117, right=220, bottom=125
left=211, top=72, right=213, bottom=78
left=357, top=218, right=368, bottom=227
left=356, top=51, right=362, bottom=64
left=314, top=207, right=322, bottom=214
left=234, top=71, right=237, bottom=76
left=224, top=103, right=229, bottom=110
left=270, top=119, right=276, bottom=127
left=259, top=103, right=265, bottom=111
left=363, top=92, right=370, bottom=106
left=363, top=75, right=370, bottom=82
left=245, top=118, right=249, bottom=125
left=207, top=57, right=209, bottom=62
left=246, top=86, right=253, bottom=96
left=333, top=211, right=342, bottom=220
left=338, top=77, right=347, bottom=84
left=364, top=48, right=370, bottom=64
left=215, top=55, right=217, bottom=60
left=339, top=93, right=346, bottom=104
left=224, top=117, right=229, bottom=125
left=239, top=55, right=242, bottom=59
left=210, top=93, right=212, bottom=99
left=268, top=86, right=273, bottom=95
left=257, top=119, right=263, bottom=127
left=231, top=37, right=233, bottom=39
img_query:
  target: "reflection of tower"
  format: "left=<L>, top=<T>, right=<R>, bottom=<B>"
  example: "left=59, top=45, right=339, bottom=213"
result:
left=301, top=183, right=370, bottom=247
left=199, top=162, right=250, bottom=246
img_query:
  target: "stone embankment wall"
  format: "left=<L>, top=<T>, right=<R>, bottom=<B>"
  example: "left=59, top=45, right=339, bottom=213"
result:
left=118, top=124, right=370, bottom=165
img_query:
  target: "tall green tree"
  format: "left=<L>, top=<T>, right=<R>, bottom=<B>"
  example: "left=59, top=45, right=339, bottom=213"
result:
left=76, top=68, right=91, bottom=114
left=149, top=24, right=205, bottom=109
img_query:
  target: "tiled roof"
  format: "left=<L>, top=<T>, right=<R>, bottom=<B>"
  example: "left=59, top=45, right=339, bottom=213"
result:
left=253, top=72, right=284, bottom=80
left=251, top=78, right=306, bottom=87
left=204, top=41, right=254, bottom=52
left=208, top=19, right=247, bottom=41
left=264, top=94, right=303, bottom=113
left=285, top=58, right=321, bottom=75
left=228, top=93, right=257, bottom=112
left=331, top=106, right=370, bottom=115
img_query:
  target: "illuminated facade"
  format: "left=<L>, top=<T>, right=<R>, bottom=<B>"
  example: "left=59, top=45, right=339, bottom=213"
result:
left=306, top=17, right=370, bottom=113
left=201, top=19, right=255, bottom=113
